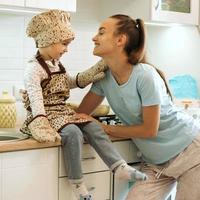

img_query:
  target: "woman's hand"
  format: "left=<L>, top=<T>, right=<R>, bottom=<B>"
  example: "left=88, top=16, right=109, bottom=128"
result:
left=75, top=113, right=115, bottom=136
left=76, top=113, right=111, bottom=133
left=101, top=124, right=111, bottom=135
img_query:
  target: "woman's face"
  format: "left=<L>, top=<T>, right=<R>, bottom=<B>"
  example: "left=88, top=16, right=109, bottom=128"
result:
left=92, top=18, right=120, bottom=57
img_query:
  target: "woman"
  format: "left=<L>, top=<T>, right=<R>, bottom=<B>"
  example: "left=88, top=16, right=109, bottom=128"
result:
left=77, top=14, right=200, bottom=200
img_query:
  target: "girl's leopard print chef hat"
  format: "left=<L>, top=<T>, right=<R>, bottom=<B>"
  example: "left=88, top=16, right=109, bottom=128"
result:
left=26, top=9, right=75, bottom=47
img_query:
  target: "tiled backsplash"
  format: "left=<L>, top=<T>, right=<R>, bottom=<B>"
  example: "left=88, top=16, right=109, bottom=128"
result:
left=0, top=15, right=100, bottom=101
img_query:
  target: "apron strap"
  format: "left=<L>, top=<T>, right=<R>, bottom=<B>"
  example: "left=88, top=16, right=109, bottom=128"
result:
left=58, top=62, right=66, bottom=73
left=35, top=51, right=52, bottom=77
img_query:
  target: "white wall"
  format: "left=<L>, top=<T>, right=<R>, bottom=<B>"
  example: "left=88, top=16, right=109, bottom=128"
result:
left=147, top=25, right=200, bottom=90
left=0, top=14, right=25, bottom=95
left=0, top=0, right=200, bottom=125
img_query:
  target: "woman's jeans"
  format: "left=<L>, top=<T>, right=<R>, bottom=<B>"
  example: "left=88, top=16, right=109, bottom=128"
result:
left=60, top=121, right=124, bottom=183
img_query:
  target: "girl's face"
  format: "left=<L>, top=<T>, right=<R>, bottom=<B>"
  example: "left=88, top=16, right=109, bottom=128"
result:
left=45, top=39, right=72, bottom=60
left=92, top=18, right=120, bottom=57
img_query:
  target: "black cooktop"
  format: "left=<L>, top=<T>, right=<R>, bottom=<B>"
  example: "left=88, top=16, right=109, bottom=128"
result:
left=94, top=115, right=122, bottom=125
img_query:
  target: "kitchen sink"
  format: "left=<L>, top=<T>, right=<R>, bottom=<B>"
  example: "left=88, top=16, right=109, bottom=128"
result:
left=0, top=130, right=29, bottom=143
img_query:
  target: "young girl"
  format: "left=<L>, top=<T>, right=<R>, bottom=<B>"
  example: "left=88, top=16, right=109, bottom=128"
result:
left=77, top=14, right=200, bottom=200
left=21, top=10, right=147, bottom=200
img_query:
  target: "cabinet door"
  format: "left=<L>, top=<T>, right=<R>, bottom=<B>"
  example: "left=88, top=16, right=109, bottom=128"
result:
left=1, top=148, right=58, bottom=200
left=151, top=0, right=199, bottom=25
left=25, top=0, right=76, bottom=12
left=59, top=171, right=111, bottom=200
left=0, top=0, right=24, bottom=6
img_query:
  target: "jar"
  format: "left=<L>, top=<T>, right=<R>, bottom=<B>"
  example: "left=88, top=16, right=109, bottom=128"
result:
left=0, top=91, right=17, bottom=128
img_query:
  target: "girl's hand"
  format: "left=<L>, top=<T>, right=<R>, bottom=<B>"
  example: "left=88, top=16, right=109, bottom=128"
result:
left=75, top=113, right=101, bottom=124
left=75, top=113, right=93, bottom=121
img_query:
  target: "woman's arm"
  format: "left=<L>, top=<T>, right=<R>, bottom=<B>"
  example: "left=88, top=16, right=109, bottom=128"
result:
left=77, top=91, right=104, bottom=115
left=103, top=105, right=160, bottom=138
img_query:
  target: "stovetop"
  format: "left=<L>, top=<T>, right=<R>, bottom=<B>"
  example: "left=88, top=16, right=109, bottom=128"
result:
left=95, top=115, right=122, bottom=125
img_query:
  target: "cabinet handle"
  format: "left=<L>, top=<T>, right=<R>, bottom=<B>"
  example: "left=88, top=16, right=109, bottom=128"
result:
left=154, top=0, right=159, bottom=10
left=87, top=186, right=95, bottom=192
left=82, top=156, right=96, bottom=161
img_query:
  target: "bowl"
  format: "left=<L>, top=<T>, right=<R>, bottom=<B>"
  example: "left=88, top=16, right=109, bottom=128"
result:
left=92, top=105, right=110, bottom=117
left=66, top=103, right=110, bottom=117
left=0, top=130, right=29, bottom=143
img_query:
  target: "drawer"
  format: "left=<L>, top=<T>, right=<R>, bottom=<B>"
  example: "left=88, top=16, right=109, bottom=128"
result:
left=113, top=140, right=140, bottom=164
left=59, top=171, right=111, bottom=200
left=59, top=144, right=109, bottom=177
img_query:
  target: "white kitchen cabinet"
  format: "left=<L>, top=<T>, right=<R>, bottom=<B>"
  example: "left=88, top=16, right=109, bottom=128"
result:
left=1, top=147, right=58, bottom=200
left=59, top=140, right=140, bottom=200
left=25, top=0, right=76, bottom=12
left=0, top=139, right=139, bottom=200
left=151, top=0, right=199, bottom=25
left=59, top=171, right=111, bottom=200
left=0, top=0, right=76, bottom=14
left=0, top=0, right=24, bottom=7
left=101, top=0, right=199, bottom=25
left=59, top=144, right=110, bottom=199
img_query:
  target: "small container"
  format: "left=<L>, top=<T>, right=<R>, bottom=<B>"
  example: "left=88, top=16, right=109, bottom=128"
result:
left=0, top=91, right=17, bottom=128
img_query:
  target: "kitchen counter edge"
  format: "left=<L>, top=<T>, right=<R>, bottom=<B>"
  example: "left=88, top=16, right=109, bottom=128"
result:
left=0, top=136, right=130, bottom=153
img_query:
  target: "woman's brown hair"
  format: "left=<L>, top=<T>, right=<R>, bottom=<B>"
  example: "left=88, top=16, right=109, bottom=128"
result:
left=110, top=14, right=172, bottom=99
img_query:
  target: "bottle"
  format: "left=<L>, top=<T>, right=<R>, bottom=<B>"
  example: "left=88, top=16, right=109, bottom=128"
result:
left=0, top=91, right=17, bottom=128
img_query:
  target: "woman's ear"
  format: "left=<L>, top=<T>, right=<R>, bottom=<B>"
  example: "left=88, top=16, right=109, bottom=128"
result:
left=116, top=34, right=127, bottom=47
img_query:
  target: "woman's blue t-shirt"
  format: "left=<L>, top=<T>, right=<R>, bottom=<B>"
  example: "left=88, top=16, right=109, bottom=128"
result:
left=90, top=63, right=200, bottom=164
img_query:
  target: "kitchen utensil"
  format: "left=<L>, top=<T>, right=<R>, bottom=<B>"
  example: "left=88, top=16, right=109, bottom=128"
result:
left=0, top=91, right=17, bottom=128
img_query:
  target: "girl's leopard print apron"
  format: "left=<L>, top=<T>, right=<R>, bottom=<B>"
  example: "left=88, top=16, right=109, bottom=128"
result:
left=21, top=52, right=89, bottom=135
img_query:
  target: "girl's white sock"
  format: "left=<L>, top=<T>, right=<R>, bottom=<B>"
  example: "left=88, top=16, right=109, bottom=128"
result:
left=115, top=163, right=148, bottom=181
left=71, top=182, right=89, bottom=199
